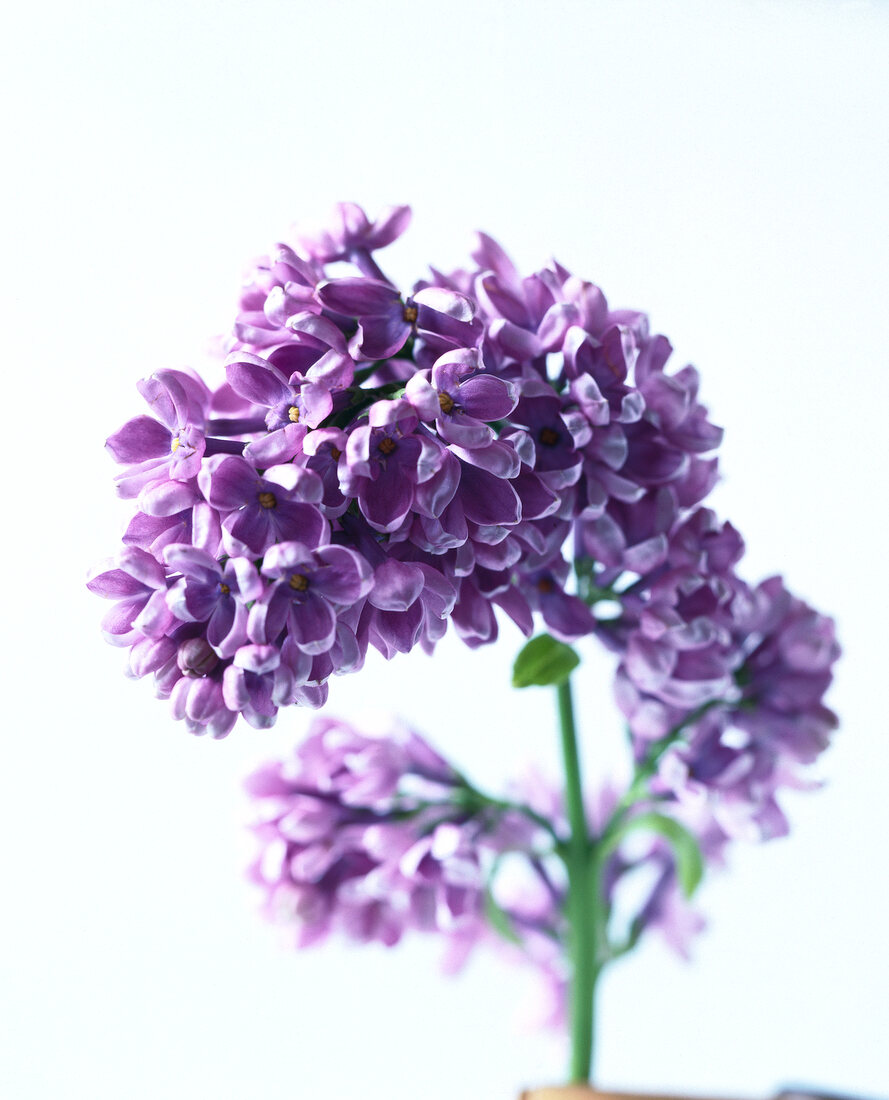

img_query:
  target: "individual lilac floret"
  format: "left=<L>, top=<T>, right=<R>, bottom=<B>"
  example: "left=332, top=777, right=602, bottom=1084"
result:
left=87, top=547, right=175, bottom=648
left=106, top=369, right=211, bottom=516
left=404, top=347, right=518, bottom=448
left=164, top=545, right=262, bottom=658
left=199, top=455, right=326, bottom=556
left=340, top=412, right=447, bottom=533
left=316, top=279, right=483, bottom=362
left=248, top=542, right=374, bottom=655
left=295, top=202, right=412, bottom=265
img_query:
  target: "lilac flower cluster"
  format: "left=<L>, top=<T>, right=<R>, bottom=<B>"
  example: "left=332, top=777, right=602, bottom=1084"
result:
left=90, top=203, right=738, bottom=733
left=90, top=200, right=838, bottom=823
left=244, top=716, right=736, bottom=1020
left=91, top=203, right=841, bottom=1047
left=245, top=716, right=549, bottom=953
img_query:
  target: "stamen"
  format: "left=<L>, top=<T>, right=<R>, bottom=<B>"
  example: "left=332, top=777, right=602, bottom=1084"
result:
left=402, top=304, right=418, bottom=323
left=330, top=446, right=342, bottom=461
left=379, top=437, right=397, bottom=456
left=288, top=405, right=300, bottom=423
left=289, top=573, right=309, bottom=591
left=170, top=436, right=181, bottom=453
left=258, top=491, right=277, bottom=509
left=537, top=576, right=554, bottom=594
left=218, top=582, right=230, bottom=595
left=438, top=391, right=455, bottom=415
left=539, top=427, right=560, bottom=447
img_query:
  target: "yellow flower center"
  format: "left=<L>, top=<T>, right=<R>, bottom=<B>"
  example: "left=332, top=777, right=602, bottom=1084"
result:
left=438, top=391, right=455, bottom=414
left=288, top=573, right=309, bottom=591
left=402, top=304, right=418, bottom=323
left=219, top=582, right=230, bottom=595
left=170, top=436, right=180, bottom=453
left=288, top=405, right=300, bottom=423
left=258, top=491, right=277, bottom=509
left=539, top=427, right=560, bottom=447
left=379, top=437, right=397, bottom=456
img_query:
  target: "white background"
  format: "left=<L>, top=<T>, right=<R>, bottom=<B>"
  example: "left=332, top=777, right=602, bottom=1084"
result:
left=1, top=1, right=887, bottom=1097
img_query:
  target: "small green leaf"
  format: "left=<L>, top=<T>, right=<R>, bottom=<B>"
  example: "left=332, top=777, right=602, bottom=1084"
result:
left=484, top=888, right=522, bottom=945
left=512, top=634, right=580, bottom=688
left=603, top=811, right=704, bottom=898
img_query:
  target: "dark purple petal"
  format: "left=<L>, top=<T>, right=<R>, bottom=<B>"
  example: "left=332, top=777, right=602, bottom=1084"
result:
left=310, top=546, right=373, bottom=605
left=459, top=375, right=518, bottom=421
left=458, top=464, right=521, bottom=526
left=316, top=277, right=400, bottom=317
left=288, top=593, right=337, bottom=655
left=540, top=589, right=596, bottom=641
left=369, top=560, right=425, bottom=612
left=359, top=466, right=414, bottom=533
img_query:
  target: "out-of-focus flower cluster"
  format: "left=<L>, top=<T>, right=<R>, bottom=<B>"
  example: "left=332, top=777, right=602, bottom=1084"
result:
left=245, top=716, right=557, bottom=962
left=243, top=712, right=784, bottom=1026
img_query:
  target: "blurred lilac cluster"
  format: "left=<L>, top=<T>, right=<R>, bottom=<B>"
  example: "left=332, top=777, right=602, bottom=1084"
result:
left=246, top=716, right=548, bottom=953
left=243, top=716, right=743, bottom=1018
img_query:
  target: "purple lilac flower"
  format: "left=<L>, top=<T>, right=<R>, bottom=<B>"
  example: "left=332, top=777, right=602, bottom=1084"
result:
left=245, top=717, right=542, bottom=952
left=244, top=715, right=754, bottom=1029
left=92, top=201, right=837, bottom=755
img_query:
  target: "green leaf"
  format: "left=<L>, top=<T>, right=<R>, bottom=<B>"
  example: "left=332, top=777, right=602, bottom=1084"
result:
left=512, top=634, right=580, bottom=688
left=483, top=888, right=523, bottom=945
left=603, top=811, right=704, bottom=898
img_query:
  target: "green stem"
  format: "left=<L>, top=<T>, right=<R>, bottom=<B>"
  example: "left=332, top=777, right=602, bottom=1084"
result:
left=556, top=678, right=601, bottom=1084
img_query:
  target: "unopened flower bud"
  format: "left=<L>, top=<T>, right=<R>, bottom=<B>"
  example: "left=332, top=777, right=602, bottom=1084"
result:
left=177, top=638, right=219, bottom=678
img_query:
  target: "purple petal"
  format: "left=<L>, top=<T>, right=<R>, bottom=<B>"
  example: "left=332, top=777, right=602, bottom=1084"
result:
left=225, top=352, right=291, bottom=408
left=117, top=547, right=167, bottom=589
left=316, top=277, right=400, bottom=317
left=453, top=440, right=521, bottom=479
left=163, top=544, right=218, bottom=585
left=412, top=449, right=460, bottom=518
left=366, top=204, right=412, bottom=249
left=311, top=545, right=373, bottom=604
left=459, top=375, right=518, bottom=421
left=225, top=508, right=273, bottom=555
left=138, top=478, right=201, bottom=517
left=226, top=557, right=263, bottom=602
left=106, top=416, right=171, bottom=463
left=404, top=372, right=440, bottom=421
left=271, top=501, right=328, bottom=548
left=101, top=597, right=145, bottom=640
left=200, top=455, right=260, bottom=511
left=356, top=313, right=411, bottom=360
left=243, top=424, right=306, bottom=467
left=540, top=590, right=596, bottom=641
left=234, top=643, right=281, bottom=675
left=458, top=464, right=521, bottom=526
left=289, top=594, right=337, bottom=655
left=369, top=560, right=425, bottom=612
left=413, top=287, right=477, bottom=323
left=87, top=563, right=148, bottom=599
left=359, top=466, right=414, bottom=533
